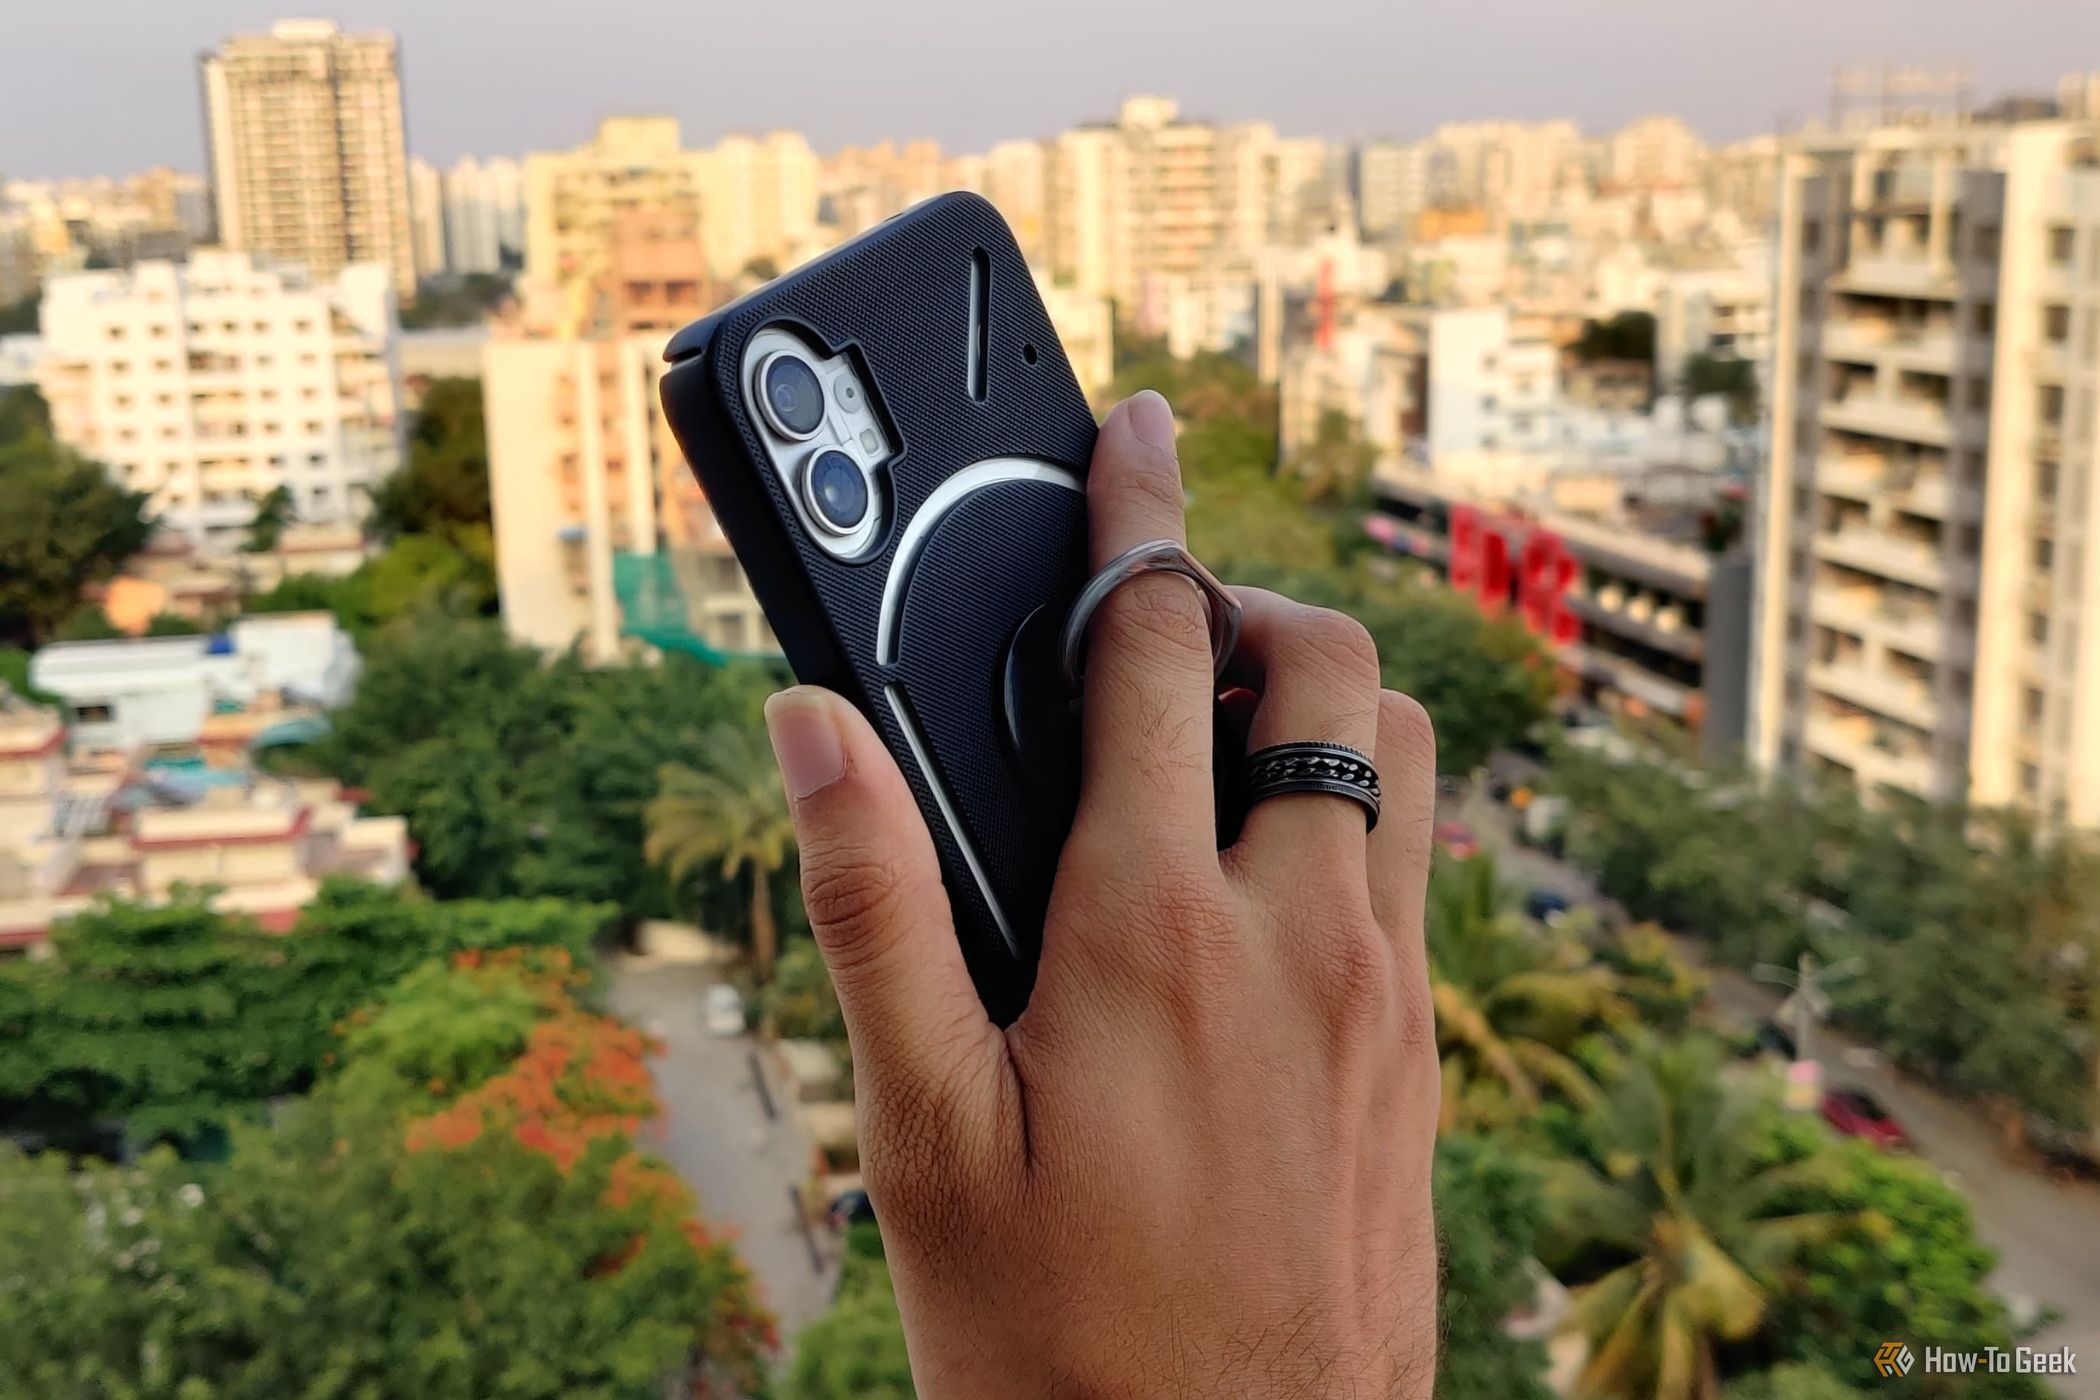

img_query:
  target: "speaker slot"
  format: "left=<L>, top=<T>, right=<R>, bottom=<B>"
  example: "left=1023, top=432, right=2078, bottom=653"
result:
left=967, top=248, right=990, bottom=402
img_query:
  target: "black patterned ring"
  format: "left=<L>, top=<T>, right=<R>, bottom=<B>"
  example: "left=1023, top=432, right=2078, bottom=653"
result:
left=1242, top=742, right=1382, bottom=831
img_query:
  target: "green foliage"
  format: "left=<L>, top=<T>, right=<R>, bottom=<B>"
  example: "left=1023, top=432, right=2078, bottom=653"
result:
left=0, top=883, right=605, bottom=1150
left=0, top=644, right=53, bottom=702
left=319, top=614, right=785, bottom=926
left=1287, top=406, right=1377, bottom=503
left=243, top=483, right=295, bottom=553
left=371, top=376, right=492, bottom=543
left=647, top=725, right=796, bottom=976
left=0, top=387, right=152, bottom=646
left=143, top=611, right=204, bottom=636
left=1724, top=1364, right=1862, bottom=1400
left=1572, top=311, right=1657, bottom=364
left=51, top=604, right=125, bottom=642
left=1683, top=352, right=1759, bottom=426
left=782, top=1223, right=917, bottom=1400
left=1434, top=1134, right=1555, bottom=1399
left=398, top=272, right=513, bottom=329
left=1761, top=1120, right=2047, bottom=1398
left=0, top=293, right=37, bottom=334
left=1541, top=1036, right=1853, bottom=1400
left=765, top=938, right=845, bottom=1043
left=0, top=975, right=767, bottom=1400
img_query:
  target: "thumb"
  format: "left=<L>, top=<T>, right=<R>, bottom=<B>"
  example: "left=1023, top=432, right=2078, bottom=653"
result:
left=765, top=686, right=1003, bottom=1104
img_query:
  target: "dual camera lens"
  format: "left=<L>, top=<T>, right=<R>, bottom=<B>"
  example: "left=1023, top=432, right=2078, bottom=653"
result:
left=754, top=349, right=874, bottom=538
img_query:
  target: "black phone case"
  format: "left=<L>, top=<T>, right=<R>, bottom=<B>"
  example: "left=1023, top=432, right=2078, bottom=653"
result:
left=659, top=193, right=1096, bottom=1024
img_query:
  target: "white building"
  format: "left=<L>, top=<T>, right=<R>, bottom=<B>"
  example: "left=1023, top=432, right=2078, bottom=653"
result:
left=36, top=251, right=404, bottom=549
left=1423, top=307, right=1565, bottom=470
left=443, top=155, right=526, bottom=274
left=408, top=157, right=447, bottom=282
left=1654, top=254, right=1773, bottom=388
left=1610, top=115, right=1707, bottom=190
left=30, top=613, right=362, bottom=753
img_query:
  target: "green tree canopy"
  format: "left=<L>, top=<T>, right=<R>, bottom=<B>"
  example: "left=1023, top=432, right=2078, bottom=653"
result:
left=0, top=387, right=152, bottom=646
left=1572, top=311, right=1657, bottom=364
left=370, top=376, right=492, bottom=542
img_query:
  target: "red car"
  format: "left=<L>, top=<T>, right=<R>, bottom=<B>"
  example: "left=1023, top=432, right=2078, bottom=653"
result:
left=1822, top=1087, right=1907, bottom=1150
left=1434, top=821, right=1479, bottom=859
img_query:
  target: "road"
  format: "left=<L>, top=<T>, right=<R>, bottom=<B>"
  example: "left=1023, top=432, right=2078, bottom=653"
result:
left=1452, top=781, right=2100, bottom=1397
left=606, top=959, right=840, bottom=1348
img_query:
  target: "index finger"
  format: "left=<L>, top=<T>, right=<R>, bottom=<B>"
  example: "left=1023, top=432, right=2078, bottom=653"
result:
left=1074, top=392, right=1218, bottom=851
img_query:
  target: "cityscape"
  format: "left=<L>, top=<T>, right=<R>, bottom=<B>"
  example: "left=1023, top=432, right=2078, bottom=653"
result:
left=1, top=9, right=2097, bottom=1399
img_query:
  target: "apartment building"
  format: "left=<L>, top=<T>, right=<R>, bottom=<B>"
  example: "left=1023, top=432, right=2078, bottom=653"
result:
left=1751, top=119, right=2100, bottom=825
left=442, top=156, right=526, bottom=275
left=1370, top=461, right=1754, bottom=756
left=1654, top=256, right=1774, bottom=387
left=200, top=20, right=415, bottom=297
left=484, top=333, right=769, bottom=664
left=1609, top=115, right=1707, bottom=191
left=36, top=251, right=404, bottom=549
left=408, top=159, right=446, bottom=281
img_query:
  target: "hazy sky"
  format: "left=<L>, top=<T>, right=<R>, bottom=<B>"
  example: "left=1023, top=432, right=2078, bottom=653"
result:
left=1, top=0, right=2092, bottom=178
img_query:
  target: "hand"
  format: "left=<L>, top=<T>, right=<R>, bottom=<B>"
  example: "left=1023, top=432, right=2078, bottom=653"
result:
left=764, top=390, right=1441, bottom=1398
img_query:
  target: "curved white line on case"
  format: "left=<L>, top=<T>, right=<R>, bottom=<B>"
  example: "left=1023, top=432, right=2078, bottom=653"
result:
left=874, top=457, right=1082, bottom=665
left=884, top=684, right=1018, bottom=957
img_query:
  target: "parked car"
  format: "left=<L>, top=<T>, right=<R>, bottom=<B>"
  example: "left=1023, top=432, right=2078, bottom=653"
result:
left=702, top=983, right=746, bottom=1038
left=1523, top=888, right=1571, bottom=923
left=1434, top=821, right=1479, bottom=859
left=1821, top=1087, right=1907, bottom=1149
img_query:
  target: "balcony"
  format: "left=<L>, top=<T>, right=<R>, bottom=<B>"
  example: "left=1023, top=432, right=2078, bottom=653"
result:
left=1833, top=256, right=1959, bottom=300
left=1809, top=587, right=1879, bottom=636
left=1816, top=455, right=1885, bottom=501
left=1803, top=710, right=1935, bottom=797
left=1812, top=528, right=1945, bottom=591
left=1809, top=659, right=1939, bottom=731
left=1819, top=394, right=1952, bottom=447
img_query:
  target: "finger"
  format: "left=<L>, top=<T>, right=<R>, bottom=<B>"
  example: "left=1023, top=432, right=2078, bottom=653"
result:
left=765, top=687, right=1006, bottom=1111
left=1220, top=588, right=1382, bottom=875
left=1075, top=392, right=1217, bottom=852
left=1368, top=689, right=1438, bottom=960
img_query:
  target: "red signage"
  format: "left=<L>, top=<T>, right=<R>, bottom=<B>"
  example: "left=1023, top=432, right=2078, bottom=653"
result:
left=1447, top=505, right=1578, bottom=644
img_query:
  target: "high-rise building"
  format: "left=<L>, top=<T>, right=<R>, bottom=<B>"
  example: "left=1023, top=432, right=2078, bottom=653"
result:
left=1750, top=118, right=2100, bottom=825
left=36, top=251, right=403, bottom=550
left=484, top=334, right=769, bottom=664
left=407, top=158, right=446, bottom=282
left=442, top=156, right=526, bottom=275
left=200, top=20, right=415, bottom=297
left=1609, top=115, right=1707, bottom=190
left=1356, top=140, right=1429, bottom=240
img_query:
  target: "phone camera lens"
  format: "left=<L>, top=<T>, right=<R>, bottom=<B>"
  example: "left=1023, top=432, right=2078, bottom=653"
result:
left=804, top=449, right=870, bottom=535
left=758, top=352, right=825, bottom=438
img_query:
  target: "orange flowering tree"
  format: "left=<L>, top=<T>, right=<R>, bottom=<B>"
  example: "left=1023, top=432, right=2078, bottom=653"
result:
left=0, top=946, right=775, bottom=1399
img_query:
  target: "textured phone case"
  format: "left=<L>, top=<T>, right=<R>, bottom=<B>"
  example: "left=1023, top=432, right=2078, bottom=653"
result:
left=659, top=193, right=1096, bottom=1025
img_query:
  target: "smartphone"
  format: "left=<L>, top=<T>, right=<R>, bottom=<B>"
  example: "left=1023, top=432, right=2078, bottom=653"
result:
left=659, top=193, right=1097, bottom=1024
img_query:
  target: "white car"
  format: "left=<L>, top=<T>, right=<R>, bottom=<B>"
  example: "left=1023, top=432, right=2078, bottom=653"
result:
left=702, top=983, right=746, bottom=1038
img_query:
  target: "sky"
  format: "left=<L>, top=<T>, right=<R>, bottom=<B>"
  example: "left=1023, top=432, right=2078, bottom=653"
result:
left=1, top=0, right=2093, bottom=178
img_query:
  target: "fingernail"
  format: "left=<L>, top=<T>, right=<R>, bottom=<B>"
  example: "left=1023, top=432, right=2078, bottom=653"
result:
left=765, top=688, right=844, bottom=799
left=1126, top=390, right=1176, bottom=454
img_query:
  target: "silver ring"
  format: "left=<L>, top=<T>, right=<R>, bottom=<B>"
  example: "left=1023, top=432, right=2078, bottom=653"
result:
left=1244, top=742, right=1381, bottom=831
left=1059, top=539, right=1240, bottom=692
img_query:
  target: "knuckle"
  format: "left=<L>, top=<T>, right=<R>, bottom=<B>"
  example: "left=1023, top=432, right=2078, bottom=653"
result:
left=1380, top=690, right=1436, bottom=767
left=1095, top=575, right=1214, bottom=674
left=1315, top=919, right=1395, bottom=1038
left=1290, top=606, right=1381, bottom=686
left=800, top=842, right=914, bottom=974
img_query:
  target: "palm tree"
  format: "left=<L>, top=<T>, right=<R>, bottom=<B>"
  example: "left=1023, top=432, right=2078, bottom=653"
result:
left=645, top=724, right=794, bottom=980
left=1545, top=1038, right=1850, bottom=1400
left=1427, top=854, right=1628, bottom=1131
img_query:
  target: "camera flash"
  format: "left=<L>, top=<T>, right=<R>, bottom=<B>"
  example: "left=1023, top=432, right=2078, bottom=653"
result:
left=859, top=427, right=881, bottom=454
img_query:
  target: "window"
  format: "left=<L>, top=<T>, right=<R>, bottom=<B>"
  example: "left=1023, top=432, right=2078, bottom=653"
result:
left=2045, top=305, right=2072, bottom=344
left=105, top=325, right=125, bottom=341
left=1975, top=225, right=2001, bottom=261
left=2048, top=225, right=2076, bottom=267
left=1970, top=303, right=1995, bottom=337
left=1965, top=377, right=1990, bottom=412
left=2034, top=537, right=2055, bottom=572
left=1802, top=220, right=1822, bottom=254
left=2039, top=459, right=2060, bottom=503
left=2040, top=385, right=2066, bottom=426
left=2024, top=686, right=2047, bottom=726
left=69, top=702, right=115, bottom=724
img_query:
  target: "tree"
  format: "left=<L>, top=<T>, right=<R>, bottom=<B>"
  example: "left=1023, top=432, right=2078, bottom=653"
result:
left=1571, top=311, right=1657, bottom=364
left=1427, top=854, right=1626, bottom=1131
left=1434, top=1134, right=1555, bottom=1399
left=144, top=611, right=204, bottom=636
left=647, top=725, right=796, bottom=978
left=1541, top=1037, right=1850, bottom=1400
left=243, top=483, right=295, bottom=552
left=51, top=604, right=126, bottom=642
left=1724, top=1365, right=1862, bottom=1400
left=1758, top=1122, right=2049, bottom=1398
left=1682, top=353, right=1759, bottom=426
left=397, top=271, right=514, bottom=329
left=0, top=389, right=152, bottom=646
left=1285, top=407, right=1376, bottom=503
left=765, top=936, right=845, bottom=1043
left=0, top=949, right=775, bottom=1399
left=781, top=1222, right=917, bottom=1400
left=370, top=375, right=492, bottom=542
left=0, top=293, right=37, bottom=335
